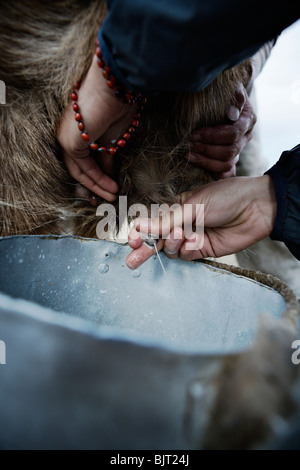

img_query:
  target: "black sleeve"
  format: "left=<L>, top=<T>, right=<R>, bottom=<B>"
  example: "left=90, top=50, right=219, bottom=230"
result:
left=99, top=0, right=299, bottom=93
left=265, top=145, right=300, bottom=261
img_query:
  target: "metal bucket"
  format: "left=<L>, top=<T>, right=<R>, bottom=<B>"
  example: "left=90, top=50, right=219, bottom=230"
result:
left=0, top=235, right=299, bottom=449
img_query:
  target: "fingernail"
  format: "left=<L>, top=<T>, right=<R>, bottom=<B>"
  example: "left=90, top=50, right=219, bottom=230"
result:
left=228, top=106, right=240, bottom=121
left=164, top=249, right=178, bottom=255
left=126, top=253, right=143, bottom=269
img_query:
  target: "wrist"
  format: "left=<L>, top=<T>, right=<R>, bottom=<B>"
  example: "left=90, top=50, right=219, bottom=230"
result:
left=98, top=27, right=132, bottom=93
left=248, top=175, right=277, bottom=239
left=70, top=44, right=146, bottom=157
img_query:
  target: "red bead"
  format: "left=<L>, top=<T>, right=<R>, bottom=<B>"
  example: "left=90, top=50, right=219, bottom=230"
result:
left=90, top=142, right=99, bottom=151
left=74, top=81, right=81, bottom=90
left=131, top=120, right=139, bottom=128
left=123, top=133, right=131, bottom=141
left=75, top=113, right=82, bottom=122
left=107, top=77, right=116, bottom=88
left=98, top=60, right=105, bottom=68
left=104, top=66, right=110, bottom=74
left=117, top=139, right=126, bottom=148
left=128, top=127, right=135, bottom=133
left=133, top=113, right=141, bottom=119
left=78, top=122, right=85, bottom=131
left=96, top=47, right=101, bottom=58
left=70, top=92, right=78, bottom=101
left=108, top=147, right=117, bottom=156
left=73, top=103, right=79, bottom=112
left=102, top=70, right=109, bottom=79
left=81, top=132, right=90, bottom=142
left=96, top=39, right=100, bottom=47
left=97, top=147, right=107, bottom=154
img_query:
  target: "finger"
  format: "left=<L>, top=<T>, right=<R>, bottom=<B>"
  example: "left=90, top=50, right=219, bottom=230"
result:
left=134, top=208, right=184, bottom=239
left=189, top=97, right=256, bottom=148
left=64, top=153, right=118, bottom=201
left=227, top=105, right=241, bottom=122
left=128, top=226, right=145, bottom=248
left=163, top=227, right=185, bottom=258
left=189, top=125, right=244, bottom=145
left=227, top=95, right=256, bottom=142
left=189, top=115, right=253, bottom=150
left=179, top=232, right=207, bottom=261
left=188, top=141, right=242, bottom=162
left=134, top=199, right=203, bottom=242
left=134, top=217, right=163, bottom=238
left=96, top=151, right=116, bottom=180
left=66, top=158, right=117, bottom=201
left=179, top=230, right=228, bottom=261
left=73, top=153, right=119, bottom=195
left=232, top=100, right=257, bottom=137
left=188, top=123, right=254, bottom=168
left=126, top=239, right=164, bottom=270
left=187, top=153, right=240, bottom=173
left=228, top=83, right=247, bottom=120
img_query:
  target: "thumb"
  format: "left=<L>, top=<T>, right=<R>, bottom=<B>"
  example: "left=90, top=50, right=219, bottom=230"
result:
left=227, top=83, right=246, bottom=121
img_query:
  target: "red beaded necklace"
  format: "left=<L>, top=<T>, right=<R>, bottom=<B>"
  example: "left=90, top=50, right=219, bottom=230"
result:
left=71, top=40, right=146, bottom=157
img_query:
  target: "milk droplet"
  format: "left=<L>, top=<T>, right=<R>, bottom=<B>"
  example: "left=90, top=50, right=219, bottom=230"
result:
left=132, top=270, right=141, bottom=278
left=99, top=263, right=109, bottom=274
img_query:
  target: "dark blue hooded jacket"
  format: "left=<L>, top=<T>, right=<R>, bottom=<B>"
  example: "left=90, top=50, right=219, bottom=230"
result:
left=98, top=0, right=300, bottom=260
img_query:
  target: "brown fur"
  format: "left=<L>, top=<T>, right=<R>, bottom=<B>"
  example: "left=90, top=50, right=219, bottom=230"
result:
left=0, top=0, right=251, bottom=237
left=0, top=0, right=298, bottom=450
left=204, top=318, right=298, bottom=449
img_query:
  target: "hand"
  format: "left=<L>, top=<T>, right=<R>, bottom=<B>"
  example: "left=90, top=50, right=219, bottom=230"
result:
left=126, top=175, right=276, bottom=269
left=57, top=55, right=139, bottom=202
left=186, top=84, right=257, bottom=179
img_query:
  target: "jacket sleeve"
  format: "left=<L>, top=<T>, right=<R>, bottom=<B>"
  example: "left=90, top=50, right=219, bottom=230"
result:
left=265, top=145, right=300, bottom=261
left=98, top=0, right=299, bottom=94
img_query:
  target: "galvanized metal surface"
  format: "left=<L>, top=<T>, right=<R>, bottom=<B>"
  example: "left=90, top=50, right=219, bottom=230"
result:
left=0, top=235, right=295, bottom=449
left=0, top=235, right=286, bottom=354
